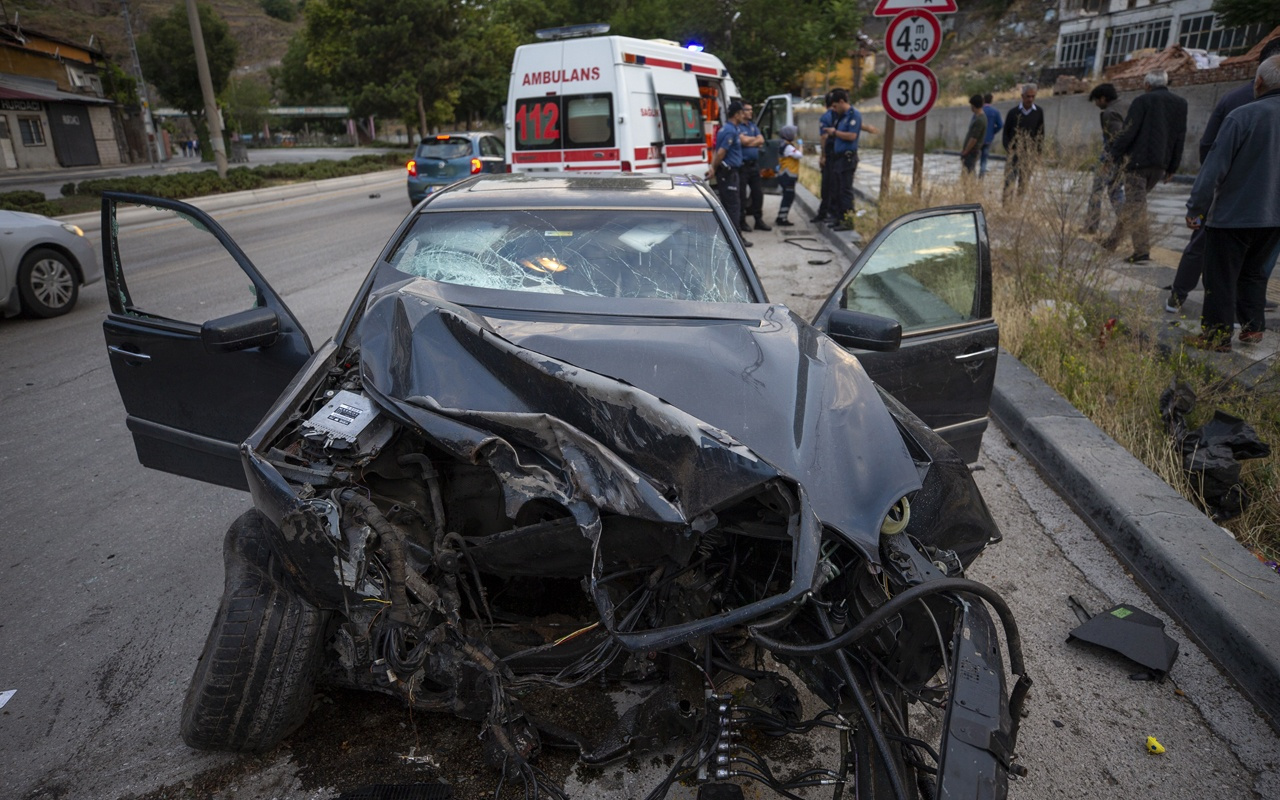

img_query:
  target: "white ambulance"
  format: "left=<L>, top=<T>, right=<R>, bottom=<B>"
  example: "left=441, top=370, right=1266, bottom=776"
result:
left=505, top=26, right=741, bottom=176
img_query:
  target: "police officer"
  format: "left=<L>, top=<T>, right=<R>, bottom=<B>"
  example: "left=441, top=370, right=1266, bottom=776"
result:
left=824, top=88, right=861, bottom=232
left=708, top=101, right=751, bottom=247
left=812, top=91, right=838, bottom=223
left=737, top=103, right=770, bottom=231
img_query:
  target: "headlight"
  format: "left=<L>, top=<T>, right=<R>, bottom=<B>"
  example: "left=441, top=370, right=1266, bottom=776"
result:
left=60, top=223, right=85, bottom=237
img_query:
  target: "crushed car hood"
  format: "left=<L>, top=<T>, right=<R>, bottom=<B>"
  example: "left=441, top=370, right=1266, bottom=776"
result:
left=355, top=283, right=923, bottom=557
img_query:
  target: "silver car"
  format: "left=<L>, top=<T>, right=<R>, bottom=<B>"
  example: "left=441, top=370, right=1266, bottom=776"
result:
left=1, top=209, right=101, bottom=318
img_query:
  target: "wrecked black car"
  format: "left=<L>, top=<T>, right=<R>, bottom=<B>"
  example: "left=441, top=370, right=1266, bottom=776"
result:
left=101, top=174, right=1027, bottom=799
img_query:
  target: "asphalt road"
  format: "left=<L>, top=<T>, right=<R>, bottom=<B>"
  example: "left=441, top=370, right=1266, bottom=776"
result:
left=0, top=177, right=1275, bottom=800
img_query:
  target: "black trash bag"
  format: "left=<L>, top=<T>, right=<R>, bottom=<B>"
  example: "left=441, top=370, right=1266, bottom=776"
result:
left=1159, top=380, right=1271, bottom=521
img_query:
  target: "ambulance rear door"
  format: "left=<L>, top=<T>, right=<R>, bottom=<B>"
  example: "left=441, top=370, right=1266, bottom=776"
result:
left=755, top=94, right=794, bottom=189
left=508, top=39, right=618, bottom=173
left=648, top=67, right=706, bottom=176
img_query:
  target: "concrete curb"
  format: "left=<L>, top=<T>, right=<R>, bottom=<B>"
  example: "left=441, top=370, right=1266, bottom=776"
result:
left=60, top=169, right=404, bottom=234
left=794, top=177, right=1280, bottom=732
left=991, top=353, right=1279, bottom=731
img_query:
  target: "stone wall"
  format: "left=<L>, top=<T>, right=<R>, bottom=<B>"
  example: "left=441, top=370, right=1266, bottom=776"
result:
left=840, top=75, right=1254, bottom=173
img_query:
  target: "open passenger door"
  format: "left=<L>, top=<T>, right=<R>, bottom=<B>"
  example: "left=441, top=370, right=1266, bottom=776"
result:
left=812, top=205, right=998, bottom=462
left=100, top=193, right=314, bottom=490
left=755, top=94, right=794, bottom=189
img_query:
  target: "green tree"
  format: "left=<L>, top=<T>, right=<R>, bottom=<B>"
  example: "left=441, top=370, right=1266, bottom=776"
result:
left=1211, top=0, right=1280, bottom=29
left=138, top=2, right=238, bottom=155
left=302, top=0, right=477, bottom=137
left=272, top=35, right=341, bottom=105
left=222, top=75, right=273, bottom=137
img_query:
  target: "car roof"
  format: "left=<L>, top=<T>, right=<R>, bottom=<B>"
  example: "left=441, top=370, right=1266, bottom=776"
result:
left=418, top=132, right=494, bottom=143
left=421, top=173, right=714, bottom=211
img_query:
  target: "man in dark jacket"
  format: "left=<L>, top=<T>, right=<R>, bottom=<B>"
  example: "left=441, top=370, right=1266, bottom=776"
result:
left=1084, top=83, right=1125, bottom=234
left=1100, top=70, right=1188, bottom=262
left=1001, top=83, right=1045, bottom=203
left=1166, top=35, right=1280, bottom=313
left=1183, top=55, right=1280, bottom=351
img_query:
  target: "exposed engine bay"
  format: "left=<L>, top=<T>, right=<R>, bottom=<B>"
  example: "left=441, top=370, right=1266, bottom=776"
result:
left=241, top=302, right=1030, bottom=799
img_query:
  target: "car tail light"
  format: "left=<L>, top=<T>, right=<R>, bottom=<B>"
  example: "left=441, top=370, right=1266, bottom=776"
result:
left=505, top=163, right=512, bottom=173
left=470, top=158, right=482, bottom=174
left=407, top=159, right=418, bottom=177
left=620, top=161, right=631, bottom=172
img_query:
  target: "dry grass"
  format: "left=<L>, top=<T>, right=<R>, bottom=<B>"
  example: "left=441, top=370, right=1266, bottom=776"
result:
left=849, top=152, right=1280, bottom=563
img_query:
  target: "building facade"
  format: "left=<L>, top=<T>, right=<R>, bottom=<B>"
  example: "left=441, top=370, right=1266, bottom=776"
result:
left=0, top=24, right=126, bottom=172
left=1055, top=0, right=1268, bottom=77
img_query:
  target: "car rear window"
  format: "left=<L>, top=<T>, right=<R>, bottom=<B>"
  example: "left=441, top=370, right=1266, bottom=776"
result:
left=417, top=138, right=472, bottom=159
left=388, top=209, right=752, bottom=303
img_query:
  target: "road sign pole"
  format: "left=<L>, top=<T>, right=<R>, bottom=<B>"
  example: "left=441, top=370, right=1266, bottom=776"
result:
left=913, top=117, right=926, bottom=196
left=880, top=117, right=896, bottom=200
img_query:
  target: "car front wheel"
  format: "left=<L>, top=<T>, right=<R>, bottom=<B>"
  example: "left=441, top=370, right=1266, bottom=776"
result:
left=181, top=509, right=327, bottom=752
left=18, top=247, right=78, bottom=318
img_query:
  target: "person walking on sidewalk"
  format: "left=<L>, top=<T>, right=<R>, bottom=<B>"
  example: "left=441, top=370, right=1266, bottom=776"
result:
left=1001, top=84, right=1045, bottom=203
left=1167, top=35, right=1280, bottom=314
left=737, top=103, right=770, bottom=231
left=961, top=95, right=987, bottom=177
left=980, top=92, right=1002, bottom=178
left=1084, top=83, right=1126, bottom=234
left=709, top=101, right=751, bottom=247
left=774, top=125, right=802, bottom=227
left=1183, top=55, right=1280, bottom=351
left=1101, top=70, right=1188, bottom=263
left=825, top=88, right=862, bottom=231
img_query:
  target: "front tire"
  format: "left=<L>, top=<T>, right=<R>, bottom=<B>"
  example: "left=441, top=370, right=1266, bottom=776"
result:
left=18, top=247, right=78, bottom=318
left=181, top=509, right=326, bottom=752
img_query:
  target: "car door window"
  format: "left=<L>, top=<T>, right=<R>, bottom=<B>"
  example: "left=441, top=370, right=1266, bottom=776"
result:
left=481, top=137, right=503, bottom=158
left=839, top=213, right=979, bottom=334
left=110, top=201, right=264, bottom=325
left=757, top=97, right=788, bottom=140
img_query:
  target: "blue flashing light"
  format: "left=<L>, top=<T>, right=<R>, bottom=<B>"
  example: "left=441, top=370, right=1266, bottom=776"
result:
left=686, top=43, right=705, bottom=52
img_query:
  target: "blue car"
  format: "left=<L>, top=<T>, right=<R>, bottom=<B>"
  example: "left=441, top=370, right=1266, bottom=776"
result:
left=406, top=132, right=506, bottom=204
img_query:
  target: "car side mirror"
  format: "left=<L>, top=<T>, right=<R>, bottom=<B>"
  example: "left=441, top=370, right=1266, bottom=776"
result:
left=201, top=306, right=281, bottom=353
left=827, top=309, right=902, bottom=352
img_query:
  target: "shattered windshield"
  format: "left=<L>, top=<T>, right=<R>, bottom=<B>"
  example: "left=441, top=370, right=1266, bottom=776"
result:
left=387, top=209, right=754, bottom=302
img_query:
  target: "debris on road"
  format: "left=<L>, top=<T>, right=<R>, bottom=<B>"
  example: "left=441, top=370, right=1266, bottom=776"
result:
left=1146, top=736, right=1166, bottom=755
left=1159, top=380, right=1272, bottom=521
left=1067, top=602, right=1180, bottom=680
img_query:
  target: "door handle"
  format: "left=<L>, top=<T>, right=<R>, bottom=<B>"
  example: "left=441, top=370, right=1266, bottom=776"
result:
left=108, top=345, right=151, bottom=361
left=954, top=347, right=997, bottom=362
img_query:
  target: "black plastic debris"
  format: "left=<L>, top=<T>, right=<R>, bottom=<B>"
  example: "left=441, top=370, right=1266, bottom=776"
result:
left=1067, top=603, right=1179, bottom=680
left=1158, top=380, right=1271, bottom=521
left=337, top=784, right=453, bottom=800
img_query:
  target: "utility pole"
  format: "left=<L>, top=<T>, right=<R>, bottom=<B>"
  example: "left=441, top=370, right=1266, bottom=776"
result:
left=185, top=0, right=226, bottom=178
left=120, top=0, right=159, bottom=165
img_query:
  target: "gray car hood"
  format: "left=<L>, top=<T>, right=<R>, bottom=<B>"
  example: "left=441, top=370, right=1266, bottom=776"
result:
left=355, top=283, right=922, bottom=558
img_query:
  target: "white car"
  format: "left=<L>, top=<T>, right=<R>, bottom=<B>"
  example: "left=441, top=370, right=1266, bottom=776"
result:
left=0, top=209, right=101, bottom=318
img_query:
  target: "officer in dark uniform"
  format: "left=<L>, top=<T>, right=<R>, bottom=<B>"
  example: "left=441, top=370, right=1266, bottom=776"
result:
left=708, top=101, right=751, bottom=247
left=737, top=103, right=770, bottom=231
left=825, top=88, right=861, bottom=231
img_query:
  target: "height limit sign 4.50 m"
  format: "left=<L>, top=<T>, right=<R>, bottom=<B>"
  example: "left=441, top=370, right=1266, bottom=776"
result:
left=885, top=11, right=941, bottom=65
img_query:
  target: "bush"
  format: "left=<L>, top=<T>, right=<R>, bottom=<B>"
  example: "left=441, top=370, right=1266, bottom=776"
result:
left=61, top=182, right=78, bottom=197
left=259, top=0, right=297, bottom=21
left=0, top=189, right=51, bottom=208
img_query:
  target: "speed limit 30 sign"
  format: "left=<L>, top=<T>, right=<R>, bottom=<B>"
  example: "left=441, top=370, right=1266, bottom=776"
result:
left=886, top=11, right=941, bottom=65
left=882, top=62, right=939, bottom=122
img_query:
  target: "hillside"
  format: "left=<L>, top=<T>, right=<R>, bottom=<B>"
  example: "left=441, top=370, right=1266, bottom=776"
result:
left=9, top=0, right=299, bottom=76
